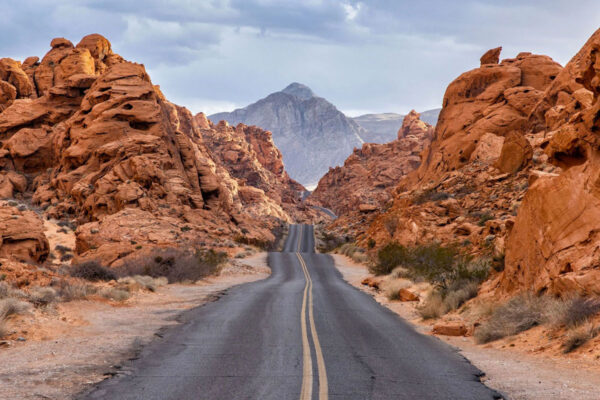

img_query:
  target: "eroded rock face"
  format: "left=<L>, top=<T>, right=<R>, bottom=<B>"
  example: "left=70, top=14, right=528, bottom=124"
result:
left=198, top=118, right=306, bottom=222
left=501, top=28, right=600, bottom=295
left=416, top=49, right=561, bottom=184
left=0, top=204, right=49, bottom=263
left=0, top=34, right=319, bottom=267
left=337, top=48, right=563, bottom=268
left=310, top=111, right=433, bottom=216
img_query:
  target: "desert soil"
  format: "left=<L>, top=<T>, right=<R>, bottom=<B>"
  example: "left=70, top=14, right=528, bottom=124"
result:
left=333, top=254, right=600, bottom=400
left=0, top=253, right=270, bottom=400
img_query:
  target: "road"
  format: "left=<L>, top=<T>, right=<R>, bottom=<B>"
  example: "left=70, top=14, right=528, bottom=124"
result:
left=81, top=224, right=501, bottom=400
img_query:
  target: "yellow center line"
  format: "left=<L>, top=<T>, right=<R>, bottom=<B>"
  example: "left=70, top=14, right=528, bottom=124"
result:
left=299, top=256, right=313, bottom=400
left=296, top=224, right=328, bottom=400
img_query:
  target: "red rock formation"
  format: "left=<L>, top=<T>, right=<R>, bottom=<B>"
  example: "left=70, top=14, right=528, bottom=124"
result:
left=480, top=47, right=502, bottom=65
left=344, top=49, right=563, bottom=262
left=0, top=34, right=318, bottom=268
left=310, top=111, right=433, bottom=216
left=415, top=50, right=561, bottom=185
left=198, top=118, right=307, bottom=222
left=0, top=203, right=49, bottom=263
left=500, top=28, right=600, bottom=295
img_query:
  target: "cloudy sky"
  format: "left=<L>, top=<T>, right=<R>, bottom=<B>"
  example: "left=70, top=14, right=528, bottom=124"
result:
left=2, top=1, right=600, bottom=116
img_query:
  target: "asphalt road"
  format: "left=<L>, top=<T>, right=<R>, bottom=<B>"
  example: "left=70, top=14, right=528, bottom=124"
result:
left=81, top=224, right=501, bottom=400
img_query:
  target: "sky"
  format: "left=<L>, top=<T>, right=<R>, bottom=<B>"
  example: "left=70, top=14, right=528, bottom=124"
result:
left=2, top=1, right=600, bottom=116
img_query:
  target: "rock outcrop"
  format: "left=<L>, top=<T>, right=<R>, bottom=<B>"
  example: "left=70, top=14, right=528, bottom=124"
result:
left=198, top=117, right=307, bottom=222
left=310, top=111, right=433, bottom=216
left=330, top=48, right=564, bottom=267
left=209, top=83, right=367, bottom=186
left=352, top=109, right=440, bottom=144
left=0, top=34, right=318, bottom=268
left=415, top=50, right=561, bottom=184
left=499, top=28, right=600, bottom=295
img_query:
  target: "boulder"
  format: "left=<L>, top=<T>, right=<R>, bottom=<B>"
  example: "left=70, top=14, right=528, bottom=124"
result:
left=480, top=47, right=502, bottom=65
left=397, top=288, right=419, bottom=302
left=432, top=322, right=468, bottom=336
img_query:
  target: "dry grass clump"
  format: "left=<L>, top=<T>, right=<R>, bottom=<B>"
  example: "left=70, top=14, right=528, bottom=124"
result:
left=27, top=286, right=57, bottom=306
left=562, top=322, right=600, bottom=353
left=337, top=243, right=368, bottom=263
left=50, top=279, right=98, bottom=302
left=0, top=298, right=32, bottom=338
left=118, top=275, right=168, bottom=292
left=383, top=279, right=412, bottom=301
left=0, top=282, right=27, bottom=299
left=418, top=292, right=446, bottom=319
left=548, top=297, right=600, bottom=328
left=118, top=248, right=227, bottom=283
left=99, top=287, right=131, bottom=302
left=475, top=293, right=558, bottom=344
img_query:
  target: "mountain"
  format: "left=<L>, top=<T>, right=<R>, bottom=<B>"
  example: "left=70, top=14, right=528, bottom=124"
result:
left=209, top=83, right=366, bottom=187
left=352, top=108, right=440, bottom=144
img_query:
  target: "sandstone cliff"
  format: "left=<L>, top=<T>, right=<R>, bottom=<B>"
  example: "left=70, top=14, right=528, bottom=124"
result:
left=499, top=29, right=600, bottom=295
left=0, top=35, right=314, bottom=270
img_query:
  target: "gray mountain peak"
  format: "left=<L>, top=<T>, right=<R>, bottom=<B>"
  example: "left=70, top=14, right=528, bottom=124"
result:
left=281, top=82, right=315, bottom=100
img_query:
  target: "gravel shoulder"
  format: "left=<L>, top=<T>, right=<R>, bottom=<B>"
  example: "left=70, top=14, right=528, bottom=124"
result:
left=0, top=253, right=270, bottom=400
left=333, top=253, right=600, bottom=400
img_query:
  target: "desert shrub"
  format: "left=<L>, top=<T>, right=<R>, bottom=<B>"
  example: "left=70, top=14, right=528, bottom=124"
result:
left=418, top=292, right=446, bottom=319
left=371, top=243, right=411, bottom=275
left=54, top=244, right=72, bottom=254
left=28, top=287, right=57, bottom=306
left=383, top=216, right=398, bottom=236
left=0, top=298, right=31, bottom=319
left=383, top=279, right=411, bottom=301
left=99, top=288, right=131, bottom=302
left=53, top=280, right=97, bottom=302
left=474, top=293, right=556, bottom=343
left=57, top=220, right=77, bottom=230
left=414, top=189, right=450, bottom=204
left=337, top=243, right=368, bottom=263
left=549, top=297, right=600, bottom=328
left=375, top=242, right=490, bottom=318
left=70, top=261, right=117, bottom=282
left=118, top=275, right=168, bottom=292
left=318, top=230, right=347, bottom=253
left=367, top=238, right=376, bottom=249
left=0, top=298, right=31, bottom=338
left=233, top=235, right=271, bottom=250
left=477, top=212, right=494, bottom=226
left=118, top=248, right=227, bottom=283
left=562, top=323, right=600, bottom=353
left=0, top=282, right=27, bottom=299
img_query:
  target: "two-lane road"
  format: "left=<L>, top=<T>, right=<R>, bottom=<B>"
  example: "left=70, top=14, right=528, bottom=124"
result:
left=81, top=224, right=501, bottom=399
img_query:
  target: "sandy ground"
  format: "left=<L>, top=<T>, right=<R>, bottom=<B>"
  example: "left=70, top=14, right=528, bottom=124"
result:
left=332, top=253, right=600, bottom=400
left=0, top=253, right=270, bottom=400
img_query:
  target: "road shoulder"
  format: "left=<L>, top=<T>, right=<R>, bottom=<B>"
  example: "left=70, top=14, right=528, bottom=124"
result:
left=333, top=253, right=600, bottom=400
left=0, top=253, right=270, bottom=400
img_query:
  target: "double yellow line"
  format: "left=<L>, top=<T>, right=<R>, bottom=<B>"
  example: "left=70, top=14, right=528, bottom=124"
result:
left=296, top=225, right=328, bottom=400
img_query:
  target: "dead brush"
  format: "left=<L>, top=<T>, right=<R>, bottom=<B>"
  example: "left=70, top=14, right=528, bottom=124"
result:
left=562, top=322, right=600, bottom=353
left=0, top=298, right=32, bottom=338
left=27, top=286, right=57, bottom=307
left=474, top=293, right=558, bottom=344
left=117, top=275, right=168, bottom=292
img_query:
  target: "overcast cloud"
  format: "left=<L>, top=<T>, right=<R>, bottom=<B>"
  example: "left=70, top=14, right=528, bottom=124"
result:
left=2, top=1, right=600, bottom=115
